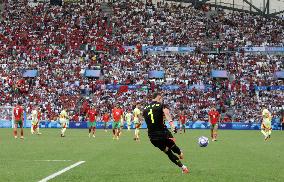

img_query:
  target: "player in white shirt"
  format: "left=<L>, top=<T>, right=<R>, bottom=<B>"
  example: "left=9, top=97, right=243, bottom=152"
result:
left=261, top=108, right=272, bottom=141
left=59, top=108, right=69, bottom=137
left=133, top=103, right=142, bottom=141
left=125, top=110, right=132, bottom=131
left=31, top=107, right=41, bottom=135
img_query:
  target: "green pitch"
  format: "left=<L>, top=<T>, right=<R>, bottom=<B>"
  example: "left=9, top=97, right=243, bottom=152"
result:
left=0, top=129, right=284, bottom=182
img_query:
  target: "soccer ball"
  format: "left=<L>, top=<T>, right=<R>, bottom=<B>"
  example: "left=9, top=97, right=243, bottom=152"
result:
left=198, top=136, right=209, bottom=147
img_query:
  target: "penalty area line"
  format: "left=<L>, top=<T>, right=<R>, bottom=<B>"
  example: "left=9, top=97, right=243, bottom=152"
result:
left=38, top=161, right=85, bottom=182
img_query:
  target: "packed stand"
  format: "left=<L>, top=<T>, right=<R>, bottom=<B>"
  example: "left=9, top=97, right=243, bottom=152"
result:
left=0, top=0, right=283, bottom=122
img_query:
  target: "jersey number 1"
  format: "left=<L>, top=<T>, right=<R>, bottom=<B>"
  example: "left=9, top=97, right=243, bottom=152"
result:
left=148, top=109, right=154, bottom=123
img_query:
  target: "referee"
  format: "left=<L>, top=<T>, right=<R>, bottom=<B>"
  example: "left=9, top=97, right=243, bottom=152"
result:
left=143, top=93, right=189, bottom=174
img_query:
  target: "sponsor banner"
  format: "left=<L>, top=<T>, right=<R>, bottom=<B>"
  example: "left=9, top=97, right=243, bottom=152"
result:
left=243, top=47, right=266, bottom=52
left=69, top=121, right=87, bottom=128
left=23, top=70, right=38, bottom=78
left=243, top=47, right=284, bottom=52
left=188, top=84, right=212, bottom=91
left=122, top=46, right=136, bottom=51
left=148, top=71, right=165, bottom=79
left=274, top=71, right=284, bottom=79
left=0, top=120, right=12, bottom=128
left=85, top=70, right=101, bottom=78
left=188, top=121, right=210, bottom=129
left=178, top=47, right=196, bottom=52
left=231, top=122, right=257, bottom=130
left=211, top=70, right=228, bottom=78
left=25, top=120, right=62, bottom=128
left=265, top=47, right=284, bottom=52
left=142, top=46, right=195, bottom=52
left=255, top=86, right=284, bottom=91
left=105, top=84, right=142, bottom=91
left=160, top=85, right=180, bottom=90
left=218, top=122, right=232, bottom=129
left=159, top=84, right=211, bottom=91
left=269, top=86, right=284, bottom=90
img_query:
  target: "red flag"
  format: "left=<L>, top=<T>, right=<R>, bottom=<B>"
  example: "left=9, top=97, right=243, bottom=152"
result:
left=119, top=85, right=128, bottom=93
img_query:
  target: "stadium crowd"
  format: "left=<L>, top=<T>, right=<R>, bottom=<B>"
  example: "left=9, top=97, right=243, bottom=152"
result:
left=0, top=0, right=283, bottom=122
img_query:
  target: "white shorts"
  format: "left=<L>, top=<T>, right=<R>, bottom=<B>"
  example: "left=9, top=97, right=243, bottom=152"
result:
left=31, top=119, right=39, bottom=125
left=60, top=118, right=67, bottom=124
left=261, top=122, right=271, bottom=130
left=134, top=118, right=139, bottom=124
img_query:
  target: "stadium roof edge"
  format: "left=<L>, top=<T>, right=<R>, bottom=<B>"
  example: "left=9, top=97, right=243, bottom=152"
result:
left=165, top=0, right=284, bottom=17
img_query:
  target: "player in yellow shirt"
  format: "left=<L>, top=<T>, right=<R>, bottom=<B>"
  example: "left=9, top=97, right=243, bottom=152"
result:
left=133, top=103, right=142, bottom=141
left=261, top=108, right=272, bottom=141
left=59, top=108, right=69, bottom=137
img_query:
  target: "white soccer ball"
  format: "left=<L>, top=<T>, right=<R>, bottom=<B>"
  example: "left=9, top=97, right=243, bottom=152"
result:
left=198, top=136, right=209, bottom=147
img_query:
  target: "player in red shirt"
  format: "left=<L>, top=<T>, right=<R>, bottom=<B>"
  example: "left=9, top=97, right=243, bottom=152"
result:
left=86, top=105, right=97, bottom=138
left=179, top=111, right=187, bottom=134
left=13, top=101, right=24, bottom=139
left=112, top=104, right=123, bottom=140
left=102, top=112, right=110, bottom=132
left=208, top=107, right=220, bottom=141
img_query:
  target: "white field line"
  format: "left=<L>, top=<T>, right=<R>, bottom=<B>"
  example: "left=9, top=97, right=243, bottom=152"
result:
left=38, top=161, right=85, bottom=182
left=34, top=160, right=72, bottom=162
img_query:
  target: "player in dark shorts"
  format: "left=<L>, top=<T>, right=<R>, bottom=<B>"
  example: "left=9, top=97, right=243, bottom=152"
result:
left=143, top=93, right=189, bottom=174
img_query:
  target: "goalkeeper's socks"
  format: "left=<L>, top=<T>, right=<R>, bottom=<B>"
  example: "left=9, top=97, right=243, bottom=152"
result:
left=165, top=150, right=183, bottom=167
left=181, top=165, right=189, bottom=174
left=171, top=145, right=182, bottom=155
left=182, top=165, right=187, bottom=170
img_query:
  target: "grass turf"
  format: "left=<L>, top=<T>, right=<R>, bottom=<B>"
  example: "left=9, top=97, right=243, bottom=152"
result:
left=0, top=128, right=283, bottom=182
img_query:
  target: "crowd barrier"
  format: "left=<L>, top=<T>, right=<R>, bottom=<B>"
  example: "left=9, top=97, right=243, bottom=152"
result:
left=0, top=120, right=281, bottom=130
